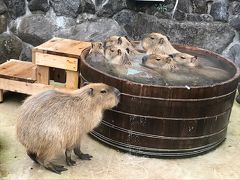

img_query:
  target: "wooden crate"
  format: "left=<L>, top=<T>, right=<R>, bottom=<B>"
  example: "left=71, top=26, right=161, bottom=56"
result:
left=32, top=37, right=91, bottom=89
left=0, top=59, right=37, bottom=83
left=0, top=59, right=74, bottom=102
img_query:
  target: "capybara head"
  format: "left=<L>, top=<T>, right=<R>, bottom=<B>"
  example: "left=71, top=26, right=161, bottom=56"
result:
left=104, top=45, right=131, bottom=65
left=142, top=54, right=176, bottom=70
left=77, top=83, right=120, bottom=110
left=142, top=33, right=170, bottom=51
left=170, top=53, right=199, bottom=67
left=105, top=36, right=132, bottom=47
left=90, top=42, right=104, bottom=54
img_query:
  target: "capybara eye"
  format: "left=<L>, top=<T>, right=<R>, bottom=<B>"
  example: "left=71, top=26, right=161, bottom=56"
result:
left=100, top=90, right=107, bottom=94
left=181, top=56, right=186, bottom=59
left=156, top=58, right=161, bottom=61
left=150, top=37, right=154, bottom=40
left=110, top=49, right=114, bottom=52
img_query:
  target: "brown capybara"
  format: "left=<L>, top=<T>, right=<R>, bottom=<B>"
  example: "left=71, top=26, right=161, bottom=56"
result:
left=170, top=53, right=199, bottom=67
left=142, top=53, right=178, bottom=72
left=105, top=36, right=140, bottom=56
left=142, top=32, right=179, bottom=55
left=16, top=83, right=120, bottom=174
left=104, top=45, right=132, bottom=65
left=86, top=42, right=105, bottom=62
left=170, top=53, right=230, bottom=80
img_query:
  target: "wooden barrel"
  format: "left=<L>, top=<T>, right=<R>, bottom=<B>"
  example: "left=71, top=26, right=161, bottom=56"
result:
left=80, top=44, right=240, bottom=157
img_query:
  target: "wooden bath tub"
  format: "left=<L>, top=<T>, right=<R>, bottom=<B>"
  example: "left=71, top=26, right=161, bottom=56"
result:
left=80, top=44, right=240, bottom=157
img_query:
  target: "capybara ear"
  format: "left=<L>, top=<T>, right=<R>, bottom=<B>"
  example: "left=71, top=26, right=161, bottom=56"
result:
left=159, top=38, right=164, bottom=44
left=123, top=54, right=131, bottom=65
left=166, top=35, right=170, bottom=41
left=194, top=56, right=198, bottom=59
left=98, top=42, right=103, bottom=48
left=91, top=42, right=94, bottom=48
left=118, top=37, right=123, bottom=45
left=124, top=36, right=131, bottom=42
left=88, top=88, right=94, bottom=96
left=126, top=48, right=130, bottom=54
left=117, top=49, right=122, bottom=55
left=82, top=82, right=89, bottom=86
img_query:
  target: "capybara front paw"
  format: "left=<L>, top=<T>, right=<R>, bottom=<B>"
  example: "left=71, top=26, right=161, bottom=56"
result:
left=79, top=153, right=93, bottom=160
left=66, top=158, right=76, bottom=166
left=45, top=163, right=68, bottom=174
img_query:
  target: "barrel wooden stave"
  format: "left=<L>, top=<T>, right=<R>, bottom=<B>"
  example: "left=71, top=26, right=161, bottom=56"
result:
left=80, top=45, right=240, bottom=157
left=103, top=109, right=231, bottom=137
left=95, top=123, right=227, bottom=150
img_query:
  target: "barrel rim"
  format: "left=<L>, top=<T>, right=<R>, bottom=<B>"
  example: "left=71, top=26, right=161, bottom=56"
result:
left=81, top=44, right=240, bottom=89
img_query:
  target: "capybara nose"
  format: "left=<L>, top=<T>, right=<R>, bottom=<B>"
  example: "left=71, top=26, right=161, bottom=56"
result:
left=142, top=55, right=149, bottom=64
left=113, top=88, right=121, bottom=97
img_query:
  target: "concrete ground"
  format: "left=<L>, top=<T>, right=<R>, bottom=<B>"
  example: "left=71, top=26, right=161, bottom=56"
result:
left=0, top=91, right=240, bottom=180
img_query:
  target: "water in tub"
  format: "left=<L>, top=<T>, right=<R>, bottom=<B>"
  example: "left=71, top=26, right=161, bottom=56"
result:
left=86, top=51, right=234, bottom=87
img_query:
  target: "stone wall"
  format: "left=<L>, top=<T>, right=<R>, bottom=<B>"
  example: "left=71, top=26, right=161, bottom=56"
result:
left=0, top=0, right=240, bottom=66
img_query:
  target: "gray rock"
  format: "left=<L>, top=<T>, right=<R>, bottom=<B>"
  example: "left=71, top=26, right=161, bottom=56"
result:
left=229, top=15, right=240, bottom=30
left=177, top=0, right=192, bottom=13
left=0, top=0, right=7, bottom=15
left=50, top=0, right=81, bottom=18
left=192, top=0, right=208, bottom=14
left=186, top=13, right=213, bottom=22
left=56, top=18, right=127, bottom=42
left=19, top=42, right=34, bottom=61
left=96, top=0, right=134, bottom=17
left=113, top=9, right=136, bottom=25
left=0, top=14, right=7, bottom=33
left=200, top=14, right=214, bottom=22
left=17, top=14, right=76, bottom=46
left=80, top=0, right=96, bottom=14
left=223, top=42, right=240, bottom=67
left=229, top=1, right=240, bottom=15
left=154, top=11, right=172, bottom=20
left=138, top=3, right=171, bottom=16
left=3, top=0, right=26, bottom=19
left=210, top=0, right=229, bottom=22
left=0, top=32, right=22, bottom=64
left=28, top=0, right=50, bottom=12
left=76, top=13, right=98, bottom=24
left=173, top=10, right=186, bottom=21
left=114, top=10, right=235, bottom=53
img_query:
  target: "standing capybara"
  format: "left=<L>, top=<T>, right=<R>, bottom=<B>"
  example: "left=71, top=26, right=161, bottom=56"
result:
left=16, top=83, right=120, bottom=174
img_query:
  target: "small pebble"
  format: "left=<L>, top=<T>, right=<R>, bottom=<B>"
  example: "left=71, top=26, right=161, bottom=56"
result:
left=14, top=156, right=17, bottom=158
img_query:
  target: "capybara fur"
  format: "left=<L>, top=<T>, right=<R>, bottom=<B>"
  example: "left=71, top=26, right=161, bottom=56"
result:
left=87, top=42, right=105, bottom=62
left=16, top=83, right=120, bottom=174
left=105, top=36, right=140, bottom=56
left=142, top=54, right=177, bottom=72
left=142, top=33, right=179, bottom=55
left=104, top=45, right=132, bottom=65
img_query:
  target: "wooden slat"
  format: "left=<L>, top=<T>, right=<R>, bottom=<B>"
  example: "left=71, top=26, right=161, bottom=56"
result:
left=0, top=60, right=36, bottom=83
left=32, top=66, right=37, bottom=81
left=37, top=66, right=49, bottom=85
left=32, top=48, right=36, bottom=64
left=0, top=89, right=3, bottom=103
left=66, top=71, right=79, bottom=89
left=33, top=37, right=91, bottom=59
left=35, top=52, right=78, bottom=71
left=0, top=78, right=74, bottom=95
